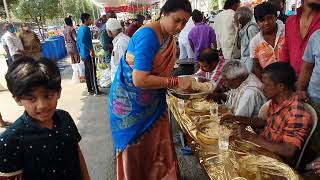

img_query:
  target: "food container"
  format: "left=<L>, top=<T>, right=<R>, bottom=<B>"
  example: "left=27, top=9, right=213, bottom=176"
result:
left=196, top=120, right=220, bottom=145
left=167, top=75, right=215, bottom=100
left=185, top=100, right=212, bottom=115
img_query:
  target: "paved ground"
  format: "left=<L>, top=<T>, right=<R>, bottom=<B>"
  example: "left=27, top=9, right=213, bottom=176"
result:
left=0, top=59, right=207, bottom=180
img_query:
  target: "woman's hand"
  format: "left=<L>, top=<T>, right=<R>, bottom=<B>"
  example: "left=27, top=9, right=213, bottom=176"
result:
left=177, top=77, right=193, bottom=91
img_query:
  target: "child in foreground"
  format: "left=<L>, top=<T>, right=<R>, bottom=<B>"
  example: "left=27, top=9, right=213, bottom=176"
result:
left=0, top=57, right=90, bottom=180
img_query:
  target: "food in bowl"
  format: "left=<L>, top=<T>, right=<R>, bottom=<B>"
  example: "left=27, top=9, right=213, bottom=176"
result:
left=191, top=81, right=213, bottom=93
left=197, top=121, right=220, bottom=145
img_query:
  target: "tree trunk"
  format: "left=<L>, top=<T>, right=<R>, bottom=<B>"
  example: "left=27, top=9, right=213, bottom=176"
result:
left=39, top=16, right=45, bottom=40
left=34, top=17, right=44, bottom=41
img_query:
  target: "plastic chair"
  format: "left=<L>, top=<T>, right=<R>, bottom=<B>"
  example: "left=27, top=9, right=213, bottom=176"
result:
left=295, top=103, right=318, bottom=169
left=258, top=100, right=271, bottom=119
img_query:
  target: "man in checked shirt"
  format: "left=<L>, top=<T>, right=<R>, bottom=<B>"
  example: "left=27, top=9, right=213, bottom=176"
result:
left=221, top=62, right=312, bottom=165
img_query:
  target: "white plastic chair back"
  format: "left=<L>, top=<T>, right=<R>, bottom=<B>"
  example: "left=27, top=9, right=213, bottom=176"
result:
left=295, top=103, right=318, bottom=169
left=258, top=100, right=271, bottom=119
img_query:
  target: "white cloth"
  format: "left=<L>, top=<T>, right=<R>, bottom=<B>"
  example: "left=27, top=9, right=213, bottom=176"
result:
left=111, top=32, right=130, bottom=82
left=106, top=18, right=123, bottom=31
left=1, top=35, right=6, bottom=46
left=2, top=31, right=24, bottom=56
left=71, top=64, right=80, bottom=83
left=179, top=41, right=194, bottom=59
left=226, top=74, right=266, bottom=117
left=178, top=17, right=195, bottom=59
left=178, top=17, right=195, bottom=44
left=213, top=9, right=237, bottom=60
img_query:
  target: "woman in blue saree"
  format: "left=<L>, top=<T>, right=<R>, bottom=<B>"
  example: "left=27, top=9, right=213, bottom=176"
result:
left=109, top=0, right=192, bottom=179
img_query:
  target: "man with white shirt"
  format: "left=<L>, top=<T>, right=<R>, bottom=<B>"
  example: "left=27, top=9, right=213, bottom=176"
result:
left=105, top=18, right=130, bottom=82
left=209, top=60, right=266, bottom=117
left=178, top=17, right=194, bottom=60
left=2, top=23, right=24, bottom=61
left=214, top=0, right=240, bottom=60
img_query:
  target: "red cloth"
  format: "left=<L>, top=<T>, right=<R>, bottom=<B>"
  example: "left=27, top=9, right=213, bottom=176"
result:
left=126, top=22, right=141, bottom=37
left=280, top=7, right=320, bottom=76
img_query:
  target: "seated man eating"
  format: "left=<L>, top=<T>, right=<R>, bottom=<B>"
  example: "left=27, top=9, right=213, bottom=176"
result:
left=194, top=48, right=225, bottom=88
left=221, top=62, right=312, bottom=161
left=210, top=60, right=266, bottom=117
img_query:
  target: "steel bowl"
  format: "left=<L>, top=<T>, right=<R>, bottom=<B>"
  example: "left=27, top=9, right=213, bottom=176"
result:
left=167, top=75, right=215, bottom=100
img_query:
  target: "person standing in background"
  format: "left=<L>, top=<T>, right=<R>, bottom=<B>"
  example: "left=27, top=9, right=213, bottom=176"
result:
left=98, top=11, right=117, bottom=65
left=280, top=0, right=320, bottom=76
left=64, top=17, right=85, bottom=83
left=77, top=13, right=103, bottom=96
left=126, top=14, right=145, bottom=37
left=105, top=18, right=130, bottom=82
left=234, top=7, right=259, bottom=72
left=250, top=2, right=285, bottom=79
left=2, top=23, right=24, bottom=61
left=18, top=23, right=42, bottom=60
left=214, top=0, right=240, bottom=60
left=268, top=0, right=288, bottom=23
left=188, top=9, right=216, bottom=63
left=178, top=17, right=194, bottom=60
left=1, top=24, right=12, bottom=64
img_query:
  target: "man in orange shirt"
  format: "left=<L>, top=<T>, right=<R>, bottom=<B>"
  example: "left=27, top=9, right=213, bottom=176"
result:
left=221, top=62, right=312, bottom=163
left=250, top=2, right=285, bottom=79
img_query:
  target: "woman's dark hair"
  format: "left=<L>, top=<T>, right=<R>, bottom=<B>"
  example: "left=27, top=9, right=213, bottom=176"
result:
left=198, top=49, right=220, bottom=65
left=263, top=62, right=296, bottom=91
left=254, top=2, right=277, bottom=22
left=81, top=13, right=91, bottom=23
left=159, top=0, right=192, bottom=18
left=191, top=9, right=203, bottom=23
left=224, top=0, right=241, bottom=9
left=5, top=56, right=61, bottom=97
left=64, top=17, right=73, bottom=26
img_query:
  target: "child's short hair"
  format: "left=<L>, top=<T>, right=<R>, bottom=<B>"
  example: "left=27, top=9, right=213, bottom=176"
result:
left=198, top=49, right=220, bottom=65
left=5, top=56, right=61, bottom=97
left=81, top=13, right=91, bottom=23
left=254, top=2, right=277, bottom=22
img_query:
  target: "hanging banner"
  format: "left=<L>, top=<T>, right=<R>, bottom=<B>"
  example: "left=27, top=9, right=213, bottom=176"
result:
left=105, top=5, right=151, bottom=13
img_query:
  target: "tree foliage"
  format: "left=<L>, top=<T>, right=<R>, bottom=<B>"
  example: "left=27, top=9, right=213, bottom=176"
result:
left=60, top=0, right=100, bottom=24
left=0, top=0, right=19, bottom=18
left=13, top=0, right=60, bottom=38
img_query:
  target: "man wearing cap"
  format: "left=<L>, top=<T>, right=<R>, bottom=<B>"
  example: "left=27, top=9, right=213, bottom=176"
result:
left=106, top=18, right=130, bottom=82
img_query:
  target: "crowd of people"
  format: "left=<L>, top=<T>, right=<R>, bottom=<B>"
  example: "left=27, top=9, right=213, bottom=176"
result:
left=1, top=0, right=320, bottom=179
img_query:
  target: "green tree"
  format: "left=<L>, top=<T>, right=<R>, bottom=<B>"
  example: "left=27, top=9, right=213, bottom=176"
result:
left=0, top=0, right=19, bottom=19
left=61, top=0, right=100, bottom=24
left=211, top=0, right=218, bottom=10
left=13, top=0, right=60, bottom=39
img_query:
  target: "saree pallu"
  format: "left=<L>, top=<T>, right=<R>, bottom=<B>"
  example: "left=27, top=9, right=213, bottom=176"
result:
left=109, top=25, right=180, bottom=180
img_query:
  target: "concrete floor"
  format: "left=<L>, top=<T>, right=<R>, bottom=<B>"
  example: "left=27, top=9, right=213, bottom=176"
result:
left=0, top=59, right=207, bottom=180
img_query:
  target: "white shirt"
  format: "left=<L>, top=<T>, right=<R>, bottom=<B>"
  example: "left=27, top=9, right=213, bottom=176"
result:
left=111, top=32, right=130, bottom=82
left=214, top=9, right=237, bottom=60
left=178, top=17, right=195, bottom=44
left=226, top=74, right=266, bottom=117
left=3, top=31, right=24, bottom=56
